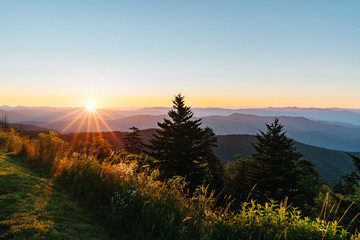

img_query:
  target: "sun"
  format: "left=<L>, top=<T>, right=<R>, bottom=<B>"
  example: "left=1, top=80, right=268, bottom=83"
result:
left=85, top=100, right=97, bottom=111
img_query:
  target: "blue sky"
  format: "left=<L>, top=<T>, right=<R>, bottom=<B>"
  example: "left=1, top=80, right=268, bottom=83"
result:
left=0, top=0, right=359, bottom=108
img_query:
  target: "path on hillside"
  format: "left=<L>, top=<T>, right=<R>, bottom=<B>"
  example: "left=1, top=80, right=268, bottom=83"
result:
left=0, top=152, right=111, bottom=240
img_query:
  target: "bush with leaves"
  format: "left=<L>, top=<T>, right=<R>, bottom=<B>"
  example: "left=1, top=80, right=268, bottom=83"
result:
left=37, top=131, right=68, bottom=170
left=5, top=129, right=22, bottom=153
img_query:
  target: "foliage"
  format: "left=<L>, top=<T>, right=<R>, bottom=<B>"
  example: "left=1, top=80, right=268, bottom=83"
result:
left=70, top=139, right=89, bottom=156
left=334, top=154, right=360, bottom=196
left=332, top=154, right=360, bottom=233
left=37, top=131, right=68, bottom=171
left=215, top=134, right=357, bottom=187
left=69, top=136, right=113, bottom=162
left=224, top=119, right=323, bottom=216
left=0, top=152, right=110, bottom=239
left=224, top=155, right=257, bottom=208
left=57, top=152, right=353, bottom=239
left=89, top=136, right=113, bottom=161
left=250, top=118, right=303, bottom=203
left=4, top=129, right=22, bottom=153
left=210, top=199, right=351, bottom=240
left=124, top=126, right=144, bottom=154
left=295, top=159, right=324, bottom=215
left=0, top=129, right=357, bottom=239
left=147, top=94, right=222, bottom=190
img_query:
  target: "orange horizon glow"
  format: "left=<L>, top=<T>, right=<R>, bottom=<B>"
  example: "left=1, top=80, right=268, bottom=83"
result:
left=34, top=103, right=125, bottom=147
left=2, top=1, right=360, bottom=118
left=1, top=94, right=360, bottom=109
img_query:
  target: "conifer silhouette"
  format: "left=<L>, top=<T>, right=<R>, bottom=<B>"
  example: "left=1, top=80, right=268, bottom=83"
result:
left=124, top=126, right=144, bottom=154
left=147, top=94, right=221, bottom=190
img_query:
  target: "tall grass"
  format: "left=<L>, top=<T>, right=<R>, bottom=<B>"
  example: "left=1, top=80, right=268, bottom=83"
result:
left=0, top=129, right=357, bottom=239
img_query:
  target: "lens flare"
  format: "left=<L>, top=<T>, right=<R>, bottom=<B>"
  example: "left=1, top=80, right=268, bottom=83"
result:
left=86, top=100, right=97, bottom=111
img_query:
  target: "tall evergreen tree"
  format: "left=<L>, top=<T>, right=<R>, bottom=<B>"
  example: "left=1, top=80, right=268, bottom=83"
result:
left=124, top=126, right=144, bottom=154
left=251, top=118, right=302, bottom=202
left=147, top=94, right=221, bottom=190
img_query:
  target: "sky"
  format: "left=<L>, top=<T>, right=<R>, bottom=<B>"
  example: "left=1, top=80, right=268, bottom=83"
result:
left=0, top=0, right=359, bottom=108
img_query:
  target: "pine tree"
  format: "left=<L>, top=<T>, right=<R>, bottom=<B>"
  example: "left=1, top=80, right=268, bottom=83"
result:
left=147, top=94, right=221, bottom=190
left=251, top=118, right=302, bottom=202
left=123, top=126, right=144, bottom=154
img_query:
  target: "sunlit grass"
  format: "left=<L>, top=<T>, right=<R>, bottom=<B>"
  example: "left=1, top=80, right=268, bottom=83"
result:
left=0, top=152, right=110, bottom=239
left=0, top=129, right=358, bottom=239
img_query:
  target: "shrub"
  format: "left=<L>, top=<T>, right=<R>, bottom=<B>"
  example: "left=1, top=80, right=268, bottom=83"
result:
left=89, top=136, right=113, bottom=161
left=18, top=137, right=37, bottom=161
left=4, top=129, right=22, bottom=154
left=0, top=130, right=9, bottom=149
left=37, top=131, right=67, bottom=171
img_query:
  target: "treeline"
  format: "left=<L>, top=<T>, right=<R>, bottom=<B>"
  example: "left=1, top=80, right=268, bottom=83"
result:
left=121, top=94, right=327, bottom=216
left=0, top=94, right=359, bottom=239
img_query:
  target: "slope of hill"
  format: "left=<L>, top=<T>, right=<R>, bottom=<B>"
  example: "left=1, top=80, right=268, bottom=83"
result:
left=215, top=134, right=359, bottom=186
left=0, top=152, right=110, bottom=239
left=1, top=131, right=351, bottom=239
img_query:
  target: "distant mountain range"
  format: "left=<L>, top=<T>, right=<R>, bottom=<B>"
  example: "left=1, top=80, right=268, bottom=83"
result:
left=6, top=105, right=360, bottom=186
left=2, top=106, right=360, bottom=126
left=129, top=107, right=360, bottom=127
left=18, top=113, right=360, bottom=152
left=1, top=106, right=360, bottom=152
left=202, top=113, right=360, bottom=152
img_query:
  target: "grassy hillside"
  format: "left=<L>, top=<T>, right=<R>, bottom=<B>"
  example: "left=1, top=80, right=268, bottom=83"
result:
left=215, top=134, right=360, bottom=186
left=0, top=152, right=110, bottom=239
left=0, top=129, right=354, bottom=239
left=24, top=129, right=358, bottom=187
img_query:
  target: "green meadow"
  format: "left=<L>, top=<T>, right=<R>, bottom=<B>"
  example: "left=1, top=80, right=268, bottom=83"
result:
left=0, top=152, right=110, bottom=240
left=0, top=128, right=357, bottom=239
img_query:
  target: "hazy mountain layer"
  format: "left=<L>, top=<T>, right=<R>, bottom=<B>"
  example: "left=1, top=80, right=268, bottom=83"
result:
left=17, top=114, right=360, bottom=152
left=2, top=106, right=360, bottom=126
left=2, top=106, right=360, bottom=152
left=215, top=134, right=359, bottom=186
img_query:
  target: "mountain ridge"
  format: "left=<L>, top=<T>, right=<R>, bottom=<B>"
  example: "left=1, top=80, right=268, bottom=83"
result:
left=2, top=106, right=360, bottom=152
left=15, top=113, right=360, bottom=152
left=215, top=134, right=360, bottom=186
left=1, top=106, right=360, bottom=126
